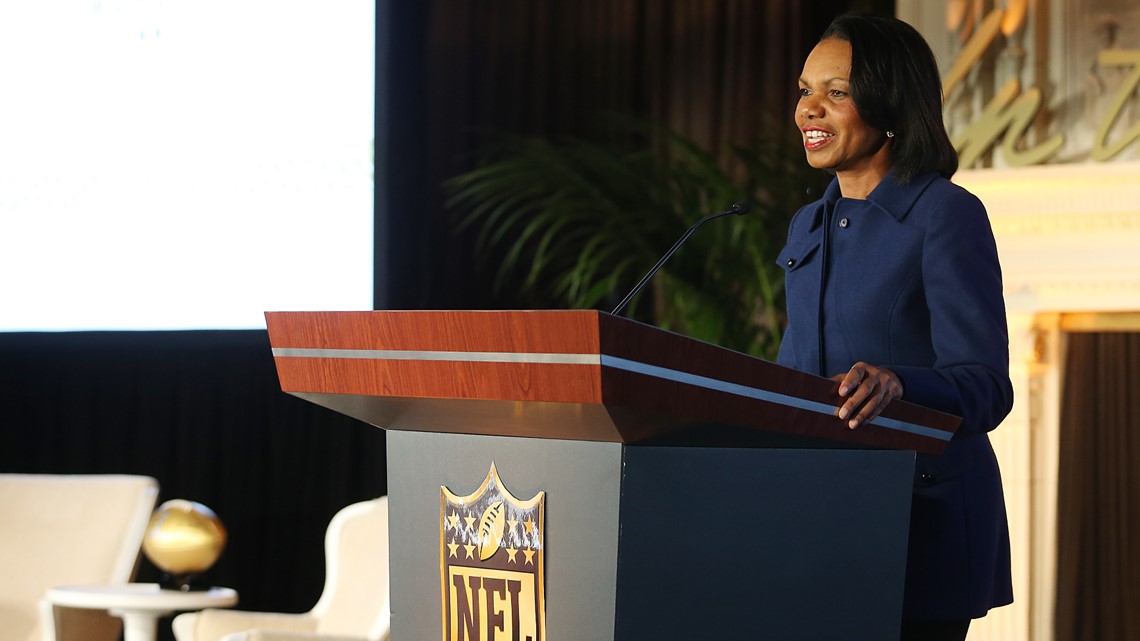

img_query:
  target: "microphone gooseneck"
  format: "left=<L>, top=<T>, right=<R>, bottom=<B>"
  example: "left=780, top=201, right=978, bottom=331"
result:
left=610, top=201, right=752, bottom=316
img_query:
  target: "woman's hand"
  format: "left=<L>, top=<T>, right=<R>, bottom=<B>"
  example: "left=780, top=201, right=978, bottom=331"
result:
left=832, top=362, right=904, bottom=429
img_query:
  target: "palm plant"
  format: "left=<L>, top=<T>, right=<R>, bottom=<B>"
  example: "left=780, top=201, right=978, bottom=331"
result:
left=444, top=120, right=822, bottom=359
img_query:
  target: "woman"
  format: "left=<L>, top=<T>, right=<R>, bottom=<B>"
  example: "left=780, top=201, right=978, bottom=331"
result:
left=777, top=14, right=1015, bottom=641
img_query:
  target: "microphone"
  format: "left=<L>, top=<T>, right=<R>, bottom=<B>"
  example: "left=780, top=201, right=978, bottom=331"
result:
left=610, top=201, right=752, bottom=316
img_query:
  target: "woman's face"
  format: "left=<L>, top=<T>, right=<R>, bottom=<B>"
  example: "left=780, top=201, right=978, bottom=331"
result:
left=795, top=38, right=891, bottom=182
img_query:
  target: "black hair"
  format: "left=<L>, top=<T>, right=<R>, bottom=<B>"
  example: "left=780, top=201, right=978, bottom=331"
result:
left=821, top=13, right=958, bottom=183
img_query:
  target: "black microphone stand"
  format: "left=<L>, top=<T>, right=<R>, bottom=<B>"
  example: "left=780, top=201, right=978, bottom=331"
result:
left=610, top=201, right=752, bottom=316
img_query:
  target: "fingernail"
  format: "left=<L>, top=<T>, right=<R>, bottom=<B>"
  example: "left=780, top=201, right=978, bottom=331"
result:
left=848, top=419, right=858, bottom=429
left=838, top=407, right=848, bottom=420
left=839, top=386, right=848, bottom=395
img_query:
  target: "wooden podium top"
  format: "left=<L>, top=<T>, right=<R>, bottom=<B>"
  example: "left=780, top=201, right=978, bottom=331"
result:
left=265, top=310, right=959, bottom=453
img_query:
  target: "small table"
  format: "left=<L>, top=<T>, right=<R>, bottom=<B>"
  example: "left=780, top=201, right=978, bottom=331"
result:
left=46, top=583, right=238, bottom=641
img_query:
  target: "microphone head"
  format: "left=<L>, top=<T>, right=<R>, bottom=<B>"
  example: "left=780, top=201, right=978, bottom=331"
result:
left=729, top=201, right=752, bottom=216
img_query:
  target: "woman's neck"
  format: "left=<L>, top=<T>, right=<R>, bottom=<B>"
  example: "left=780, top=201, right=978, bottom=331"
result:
left=835, top=149, right=892, bottom=200
left=839, top=163, right=889, bottom=198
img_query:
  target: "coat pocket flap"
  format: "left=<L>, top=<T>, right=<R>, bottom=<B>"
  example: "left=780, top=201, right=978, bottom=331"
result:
left=776, top=239, right=821, bottom=273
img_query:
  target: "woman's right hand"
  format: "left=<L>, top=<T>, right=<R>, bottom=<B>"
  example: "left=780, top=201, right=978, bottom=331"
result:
left=832, top=362, right=904, bottom=429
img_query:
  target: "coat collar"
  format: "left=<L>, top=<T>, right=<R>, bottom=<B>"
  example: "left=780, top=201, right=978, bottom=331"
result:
left=810, top=171, right=940, bottom=229
left=866, top=171, right=940, bottom=221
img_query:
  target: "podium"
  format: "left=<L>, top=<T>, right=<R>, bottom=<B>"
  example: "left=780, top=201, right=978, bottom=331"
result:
left=266, top=310, right=959, bottom=641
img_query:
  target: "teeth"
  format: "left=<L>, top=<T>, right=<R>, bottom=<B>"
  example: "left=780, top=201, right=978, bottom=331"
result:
left=805, top=130, right=833, bottom=143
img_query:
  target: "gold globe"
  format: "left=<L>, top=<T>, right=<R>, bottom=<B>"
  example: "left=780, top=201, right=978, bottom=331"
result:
left=142, top=499, right=227, bottom=578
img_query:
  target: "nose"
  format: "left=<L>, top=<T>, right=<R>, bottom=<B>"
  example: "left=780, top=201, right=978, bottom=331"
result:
left=799, top=94, right=824, bottom=120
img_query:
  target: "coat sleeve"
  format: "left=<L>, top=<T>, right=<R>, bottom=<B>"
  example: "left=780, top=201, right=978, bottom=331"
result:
left=890, top=187, right=1014, bottom=437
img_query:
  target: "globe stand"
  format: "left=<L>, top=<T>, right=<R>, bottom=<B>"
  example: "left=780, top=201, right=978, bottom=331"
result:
left=158, top=572, right=211, bottom=592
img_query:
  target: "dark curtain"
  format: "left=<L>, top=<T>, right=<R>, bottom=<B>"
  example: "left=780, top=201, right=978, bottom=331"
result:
left=393, top=0, right=887, bottom=310
left=1055, top=332, right=1140, bottom=641
left=427, top=1, right=813, bottom=159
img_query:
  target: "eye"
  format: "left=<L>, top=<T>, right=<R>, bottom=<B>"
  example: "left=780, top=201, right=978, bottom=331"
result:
left=798, top=87, right=811, bottom=97
left=830, top=89, right=848, bottom=98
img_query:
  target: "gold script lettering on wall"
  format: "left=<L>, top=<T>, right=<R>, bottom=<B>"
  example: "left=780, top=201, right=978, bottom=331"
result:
left=942, top=7, right=1005, bottom=97
left=938, top=2, right=1140, bottom=167
left=1092, top=49, right=1140, bottom=161
left=953, top=79, right=1063, bottom=167
left=943, top=6, right=1063, bottom=167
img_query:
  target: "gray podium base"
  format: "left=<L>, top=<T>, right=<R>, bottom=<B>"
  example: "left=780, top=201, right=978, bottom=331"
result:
left=387, top=430, right=914, bottom=641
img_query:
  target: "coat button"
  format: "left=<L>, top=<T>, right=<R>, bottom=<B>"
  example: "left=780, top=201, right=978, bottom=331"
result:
left=786, top=258, right=796, bottom=267
left=919, top=473, right=935, bottom=483
left=839, top=217, right=849, bottom=228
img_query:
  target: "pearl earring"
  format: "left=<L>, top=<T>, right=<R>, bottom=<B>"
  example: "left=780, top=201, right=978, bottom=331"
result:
left=886, top=130, right=895, bottom=138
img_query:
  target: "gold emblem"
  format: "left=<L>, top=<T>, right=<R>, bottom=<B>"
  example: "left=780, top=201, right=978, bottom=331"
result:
left=441, top=463, right=545, bottom=641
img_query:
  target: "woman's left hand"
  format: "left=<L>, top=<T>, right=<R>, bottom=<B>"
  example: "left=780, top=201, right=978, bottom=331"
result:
left=832, top=362, right=904, bottom=429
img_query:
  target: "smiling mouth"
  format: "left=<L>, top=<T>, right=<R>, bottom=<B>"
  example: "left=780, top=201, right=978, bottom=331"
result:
left=803, top=129, right=835, bottom=149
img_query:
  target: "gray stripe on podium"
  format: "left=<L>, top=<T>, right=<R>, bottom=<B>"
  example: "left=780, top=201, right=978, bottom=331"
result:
left=600, top=355, right=952, bottom=442
left=272, top=347, right=599, bottom=364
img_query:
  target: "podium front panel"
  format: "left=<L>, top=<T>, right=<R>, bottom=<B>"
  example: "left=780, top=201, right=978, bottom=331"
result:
left=387, top=430, right=915, bottom=641
left=386, top=430, right=624, bottom=641
left=614, top=447, right=915, bottom=640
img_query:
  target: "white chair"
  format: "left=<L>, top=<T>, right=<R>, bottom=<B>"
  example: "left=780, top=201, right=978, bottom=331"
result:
left=0, top=473, right=159, bottom=641
left=172, top=497, right=390, bottom=641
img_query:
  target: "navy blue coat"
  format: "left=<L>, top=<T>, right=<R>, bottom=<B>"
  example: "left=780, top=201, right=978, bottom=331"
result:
left=776, top=172, right=1014, bottom=620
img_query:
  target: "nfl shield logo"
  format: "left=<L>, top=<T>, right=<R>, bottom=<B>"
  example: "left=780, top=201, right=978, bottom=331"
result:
left=441, top=463, right=546, bottom=641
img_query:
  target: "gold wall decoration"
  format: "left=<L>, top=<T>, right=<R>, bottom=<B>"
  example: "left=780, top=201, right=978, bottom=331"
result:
left=902, top=0, right=1140, bottom=168
left=441, top=463, right=545, bottom=641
